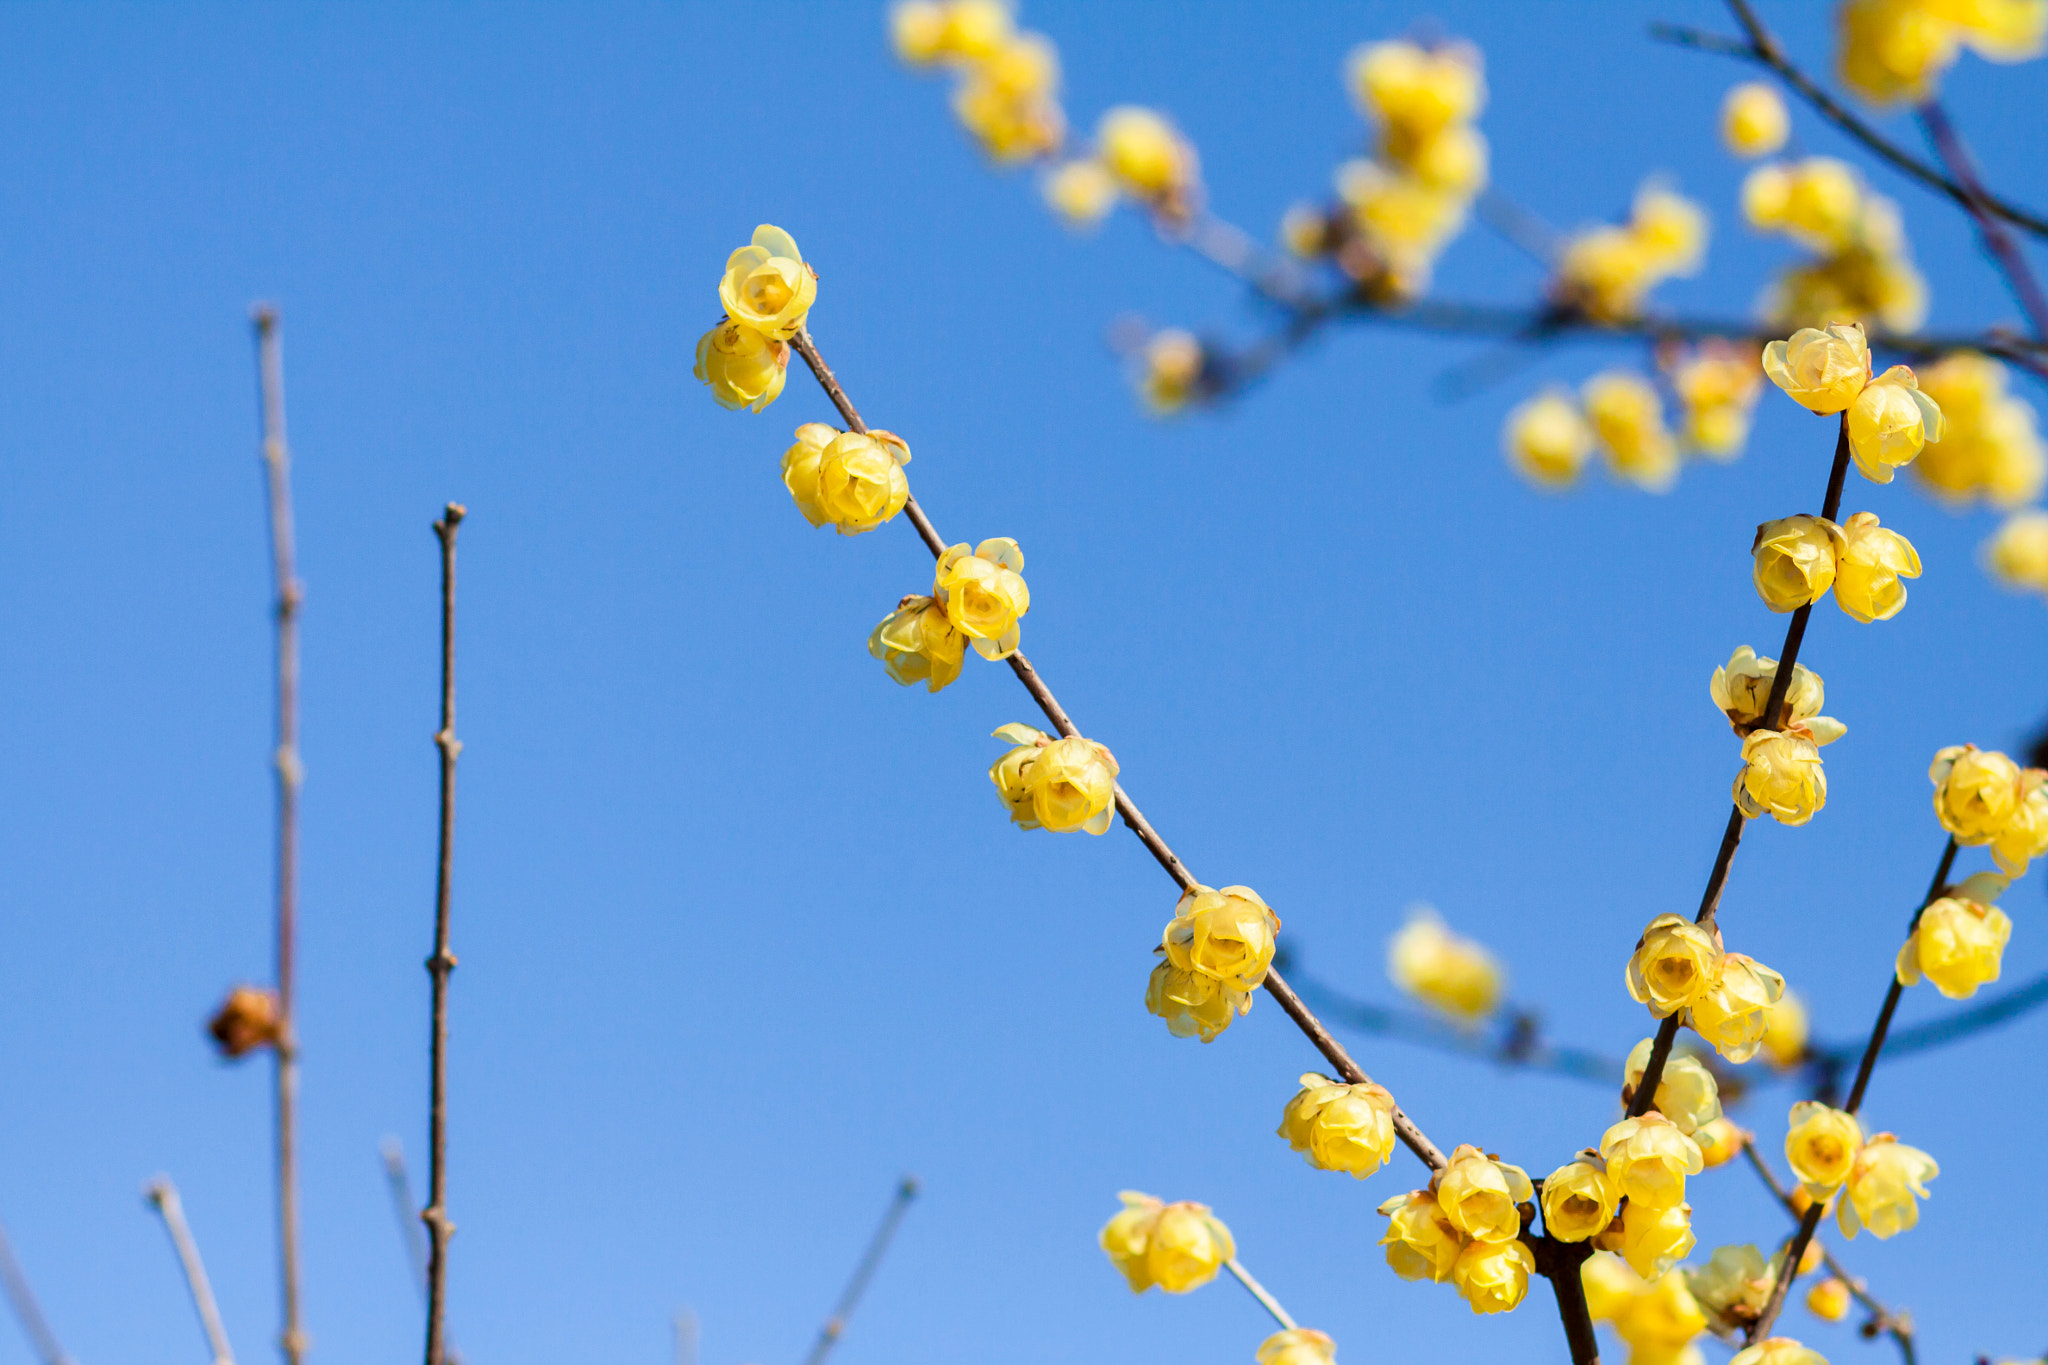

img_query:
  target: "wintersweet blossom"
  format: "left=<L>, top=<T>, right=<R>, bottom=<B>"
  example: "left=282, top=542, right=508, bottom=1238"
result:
left=1626, top=914, right=1721, bottom=1018
left=1751, top=516, right=1844, bottom=612
left=803, top=431, right=913, bottom=535
left=1451, top=1237, right=1534, bottom=1315
left=1540, top=1154, right=1618, bottom=1242
left=1503, top=387, right=1594, bottom=488
left=1838, top=1134, right=1938, bottom=1240
left=1929, top=744, right=2024, bottom=843
left=1618, top=1268, right=1709, bottom=1348
left=1734, top=731, right=1827, bottom=827
left=1348, top=39, right=1486, bottom=139
left=1897, top=873, right=2012, bottom=998
left=988, top=723, right=1119, bottom=833
left=1695, top=1117, right=1746, bottom=1168
left=1763, top=323, right=1870, bottom=414
left=1722, top=82, right=1790, bottom=157
left=1993, top=774, right=2048, bottom=876
left=1611, top=1199, right=1696, bottom=1279
left=1278, top=1072, right=1399, bottom=1178
left=1848, top=366, right=1945, bottom=482
left=1139, top=330, right=1206, bottom=413
left=694, top=319, right=788, bottom=413
left=1806, top=1277, right=1852, bottom=1322
left=1688, top=952, right=1788, bottom=1061
left=1831, top=511, right=1922, bottom=623
left=1043, top=159, right=1117, bottom=227
left=934, top=538, right=1030, bottom=658
left=1917, top=353, right=2046, bottom=507
left=868, top=594, right=966, bottom=692
left=1710, top=647, right=1843, bottom=743
left=718, top=225, right=816, bottom=341
left=1163, top=884, right=1280, bottom=993
left=1581, top=1252, right=1645, bottom=1322
left=1144, top=961, right=1246, bottom=1042
left=1097, top=106, right=1199, bottom=208
left=1377, top=1189, right=1463, bottom=1282
left=1729, top=1339, right=1829, bottom=1365
left=1258, top=1329, right=1338, bottom=1365
left=1584, top=371, right=1680, bottom=489
left=1786, top=1101, right=1863, bottom=1195
left=1668, top=339, right=1764, bottom=457
left=1434, top=1143, right=1534, bottom=1243
left=1624, top=1038, right=1722, bottom=1135
left=1761, top=989, right=1811, bottom=1068
left=1685, top=1245, right=1772, bottom=1334
left=1098, top=1191, right=1236, bottom=1292
left=1387, top=908, right=1502, bottom=1019
left=1838, top=0, right=2046, bottom=106
left=1985, top=510, right=2048, bottom=593
left=1601, top=1113, right=1705, bottom=1210
left=1744, top=159, right=1863, bottom=252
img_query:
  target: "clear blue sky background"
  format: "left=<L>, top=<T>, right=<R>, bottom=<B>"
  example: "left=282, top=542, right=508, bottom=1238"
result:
left=1, top=3, right=2043, bottom=1363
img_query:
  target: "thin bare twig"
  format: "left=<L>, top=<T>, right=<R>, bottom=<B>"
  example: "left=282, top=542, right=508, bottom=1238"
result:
left=672, top=1311, right=698, bottom=1365
left=799, top=1177, right=921, bottom=1365
left=1917, top=100, right=2048, bottom=340
left=380, top=1141, right=430, bottom=1302
left=1225, top=1259, right=1298, bottom=1332
left=424, top=505, right=466, bottom=1365
left=251, top=304, right=307, bottom=1365
left=145, top=1178, right=235, bottom=1365
left=0, top=1213, right=73, bottom=1365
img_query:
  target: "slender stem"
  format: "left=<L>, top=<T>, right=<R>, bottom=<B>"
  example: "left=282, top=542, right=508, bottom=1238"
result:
left=672, top=1310, right=698, bottom=1365
left=145, top=1178, right=236, bottom=1365
left=799, top=1177, right=921, bottom=1365
left=1544, top=1244, right=1601, bottom=1365
left=424, top=505, right=465, bottom=1365
left=0, top=1213, right=73, bottom=1365
left=1224, top=1259, right=1298, bottom=1332
left=1917, top=100, right=2048, bottom=340
left=379, top=1140, right=430, bottom=1303
left=251, top=305, right=306, bottom=1365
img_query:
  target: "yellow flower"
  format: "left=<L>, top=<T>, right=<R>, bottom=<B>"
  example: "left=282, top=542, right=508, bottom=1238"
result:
left=1745, top=158, right=1864, bottom=251
left=1278, top=1072, right=1398, bottom=1179
left=1140, top=330, right=1206, bottom=413
left=693, top=319, right=789, bottom=413
left=1830, top=511, right=1922, bottom=622
left=1584, top=371, right=1680, bottom=491
left=888, top=1, right=948, bottom=64
left=1838, top=1134, right=1938, bottom=1240
left=801, top=430, right=911, bottom=535
left=1601, top=1113, right=1704, bottom=1210
left=936, top=0, right=1013, bottom=62
left=1631, top=184, right=1709, bottom=277
left=1619, top=1268, right=1709, bottom=1348
left=1503, top=387, right=1594, bottom=488
left=1400, top=125, right=1489, bottom=195
left=1258, top=1329, right=1338, bottom=1365
left=1626, top=914, right=1722, bottom=1018
left=1930, top=743, right=2025, bottom=843
left=1624, top=1038, right=1722, bottom=1135
left=868, top=594, right=966, bottom=692
left=1709, top=646, right=1841, bottom=741
left=1762, top=989, right=1811, bottom=1068
left=1387, top=908, right=1503, bottom=1019
left=1688, top=952, right=1788, bottom=1061
left=988, top=725, right=1118, bottom=834
left=1612, top=1199, right=1696, bottom=1279
left=1992, top=775, right=2048, bottom=875
left=1668, top=339, right=1763, bottom=458
left=1377, top=1189, right=1464, bottom=1283
left=1451, top=1237, right=1534, bottom=1315
left=1751, top=516, right=1844, bottom=613
left=1098, top=1191, right=1236, bottom=1293
left=1582, top=1251, right=1645, bottom=1322
left=1839, top=0, right=1962, bottom=104
left=952, top=76, right=1064, bottom=163
left=1918, top=353, right=2046, bottom=507
left=1144, top=960, right=1248, bottom=1042
left=1951, top=0, right=2048, bottom=59
left=1786, top=1101, right=1863, bottom=1195
left=1557, top=226, right=1659, bottom=322
left=1434, top=1143, right=1534, bottom=1243
left=1729, top=1339, right=1830, bottom=1365
left=1540, top=1154, right=1618, bottom=1242
left=1848, top=365, right=1945, bottom=482
left=717, top=225, right=816, bottom=342
left=1985, top=509, right=2048, bottom=592
left=1722, top=82, right=1790, bottom=158
left=1695, top=1116, right=1746, bottom=1168
left=1683, top=1245, right=1772, bottom=1335
left=1806, top=1277, right=1852, bottom=1322
left=1348, top=40, right=1486, bottom=139
left=1898, top=877, right=2013, bottom=997
left=1163, top=884, right=1280, bottom=993
left=1097, top=106, right=1198, bottom=204
left=1734, top=730, right=1827, bottom=827
left=934, top=538, right=1029, bottom=658
left=1044, top=159, right=1117, bottom=227
left=1763, top=323, right=1870, bottom=414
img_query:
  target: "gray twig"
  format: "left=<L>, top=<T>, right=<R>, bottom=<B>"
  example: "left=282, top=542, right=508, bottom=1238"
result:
left=145, top=1178, right=235, bottom=1365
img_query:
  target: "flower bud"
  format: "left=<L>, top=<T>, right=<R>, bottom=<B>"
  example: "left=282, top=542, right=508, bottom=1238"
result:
left=1434, top=1143, right=1534, bottom=1243
left=1581, top=1251, right=1644, bottom=1322
left=1540, top=1154, right=1618, bottom=1242
left=1805, top=1277, right=1852, bottom=1322
left=1929, top=744, right=2024, bottom=843
left=869, top=594, right=966, bottom=692
left=1584, top=370, right=1681, bottom=491
left=1144, top=960, right=1248, bottom=1042
left=1734, top=730, right=1826, bottom=826
left=1044, top=159, right=1117, bottom=227
left=208, top=984, right=281, bottom=1058
left=1761, top=989, right=1811, bottom=1068
left=1763, top=323, right=1870, bottom=414
left=1278, top=1072, right=1398, bottom=1179
left=693, top=319, right=789, bottom=413
left=717, top=225, right=816, bottom=342
left=1377, top=1189, right=1464, bottom=1283
left=1985, top=510, right=2048, bottom=593
left=1751, top=516, right=1844, bottom=612
left=1388, top=908, right=1502, bottom=1019
left=1626, top=914, right=1722, bottom=1018
left=1619, top=1268, right=1709, bottom=1347
left=1503, top=387, right=1594, bottom=488
left=934, top=538, right=1029, bottom=658
left=1258, top=1329, right=1338, bottom=1365
left=1897, top=881, right=2011, bottom=998
left=1992, top=775, right=2048, bottom=876
left=807, top=431, right=911, bottom=535
left=1097, top=106, right=1199, bottom=205
left=989, top=725, right=1118, bottom=834
left=1848, top=365, right=1945, bottom=483
left=1722, top=82, right=1790, bottom=158
left=1163, top=884, right=1279, bottom=993
left=1786, top=1101, right=1863, bottom=1195
left=1451, top=1237, right=1534, bottom=1315
left=1838, top=1135, right=1938, bottom=1240
left=1830, top=510, right=1922, bottom=622
left=1687, top=952, right=1788, bottom=1061
left=1728, top=1339, right=1828, bottom=1365
left=1685, top=1244, right=1771, bottom=1334
left=1098, top=1191, right=1236, bottom=1293
left=1624, top=1038, right=1722, bottom=1135
left=1601, top=1113, right=1705, bottom=1210
left=1615, top=1199, right=1696, bottom=1280
left=1710, top=647, right=1840, bottom=741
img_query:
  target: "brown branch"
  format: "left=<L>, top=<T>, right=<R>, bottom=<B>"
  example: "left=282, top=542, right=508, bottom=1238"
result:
left=424, top=505, right=465, bottom=1365
left=251, top=304, right=307, bottom=1365
left=0, top=1212, right=73, bottom=1365
left=799, top=1177, right=920, bottom=1365
left=1917, top=101, right=2048, bottom=340
left=146, top=1177, right=236, bottom=1365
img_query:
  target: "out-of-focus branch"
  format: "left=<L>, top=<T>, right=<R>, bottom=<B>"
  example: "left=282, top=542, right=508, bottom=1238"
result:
left=0, top=1213, right=73, bottom=1365
left=145, top=1178, right=235, bottom=1365
left=1917, top=100, right=2048, bottom=340
left=798, top=1177, right=921, bottom=1365
left=1650, top=2, right=2048, bottom=241
left=1225, top=1259, right=1298, bottom=1332
left=380, top=1141, right=430, bottom=1303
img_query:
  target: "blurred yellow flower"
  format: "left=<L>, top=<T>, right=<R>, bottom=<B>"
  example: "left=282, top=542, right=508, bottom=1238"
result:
left=935, top=538, right=1029, bottom=657
left=1710, top=646, right=1840, bottom=741
left=1786, top=1101, right=1863, bottom=1195
left=1734, top=730, right=1827, bottom=827
left=1541, top=1154, right=1618, bottom=1242
left=1669, top=339, right=1764, bottom=457
left=952, top=75, right=1064, bottom=162
left=1582, top=1251, right=1645, bottom=1322
left=1044, top=159, right=1117, bottom=227
left=1097, top=106, right=1199, bottom=206
left=1258, top=1329, right=1338, bottom=1365
left=1752, top=516, right=1844, bottom=613
left=1839, top=0, right=2045, bottom=105
left=1992, top=774, right=2048, bottom=875
left=1387, top=908, right=1502, bottom=1019
left=1626, top=914, right=1722, bottom=1018
left=1098, top=1191, right=1236, bottom=1292
left=1584, top=370, right=1681, bottom=490
left=806, top=431, right=912, bottom=535
left=1764, top=323, right=1870, bottom=414
left=1619, top=1268, right=1709, bottom=1348
left=1806, top=1277, right=1852, bottom=1322
left=1278, top=1072, right=1398, bottom=1178
left=1140, top=330, right=1206, bottom=413
left=868, top=594, right=966, bottom=692
left=1898, top=876, right=2012, bottom=997
left=1722, top=82, right=1790, bottom=157
left=693, top=319, right=789, bottom=413
left=1556, top=184, right=1707, bottom=322
left=1436, top=1143, right=1534, bottom=1243
left=1848, top=365, right=1945, bottom=482
left=1601, top=1113, right=1705, bottom=1210
left=1688, top=952, right=1789, bottom=1061
left=1504, top=388, right=1594, bottom=488
left=1377, top=1189, right=1464, bottom=1283
left=1985, top=509, right=2048, bottom=592
left=1684, top=1244, right=1772, bottom=1336
left=1729, top=1339, right=1830, bottom=1365
left=1761, top=988, right=1811, bottom=1068
left=718, top=225, right=816, bottom=342
left=779, top=423, right=838, bottom=526
left=1930, top=743, right=2025, bottom=842
left=1624, top=1038, right=1722, bottom=1135
left=1744, top=159, right=1863, bottom=252
left=1838, top=1133, right=1938, bottom=1239
left=889, top=0, right=949, bottom=63
left=1695, top=1116, right=1746, bottom=1168
left=1144, top=960, right=1248, bottom=1042
left=1613, top=1199, right=1696, bottom=1279
left=1349, top=40, right=1486, bottom=140
left=1164, top=884, right=1280, bottom=992
left=1917, top=353, right=2046, bottom=507
left=1831, top=511, right=1922, bottom=622
left=1451, top=1237, right=1534, bottom=1315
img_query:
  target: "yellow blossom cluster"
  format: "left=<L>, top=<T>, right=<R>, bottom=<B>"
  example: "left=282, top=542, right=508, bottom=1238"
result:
left=1554, top=180, right=1709, bottom=323
left=1898, top=870, right=2013, bottom=997
left=1686, top=1243, right=1778, bottom=1336
left=1098, top=1191, right=1235, bottom=1293
left=1278, top=1071, right=1399, bottom=1178
left=1146, top=883, right=1278, bottom=1042
left=1751, top=511, right=1922, bottom=623
left=1667, top=339, right=1766, bottom=459
left=989, top=721, right=1116, bottom=832
left=1764, top=325, right=1946, bottom=481
left=1782, top=1101, right=1940, bottom=1241
left=693, top=225, right=816, bottom=413
left=1623, top=1038, right=1723, bottom=1142
left=872, top=537, right=1030, bottom=689
left=1584, top=1253, right=1711, bottom=1365
left=1722, top=82, right=1791, bottom=158
left=1744, top=164, right=1926, bottom=332
left=1386, top=907, right=1502, bottom=1020
left=1506, top=346, right=1765, bottom=491
left=1378, top=1145, right=1536, bottom=1315
left=1915, top=352, right=2047, bottom=507
left=1985, top=508, right=2048, bottom=595
left=1627, top=914, right=1788, bottom=1061
left=786, top=424, right=912, bottom=535
left=892, top=0, right=1066, bottom=164
left=1930, top=743, right=2048, bottom=874
left=1836, top=0, right=2047, bottom=106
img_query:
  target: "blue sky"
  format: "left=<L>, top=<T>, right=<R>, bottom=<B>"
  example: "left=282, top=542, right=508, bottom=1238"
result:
left=0, top=3, right=2043, bottom=1364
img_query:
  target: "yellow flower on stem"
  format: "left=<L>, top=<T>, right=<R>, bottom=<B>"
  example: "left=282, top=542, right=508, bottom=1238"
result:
left=1761, top=988, right=1811, bottom=1068
left=1619, top=1268, right=1709, bottom=1348
left=1929, top=743, right=2024, bottom=843
left=1734, top=730, right=1827, bottom=827
left=779, top=423, right=838, bottom=525
left=1992, top=773, right=2048, bottom=875
left=1540, top=1154, right=1618, bottom=1242
left=1684, top=1245, right=1772, bottom=1335
left=1839, top=0, right=1961, bottom=104
left=1709, top=647, right=1841, bottom=741
left=989, top=724, right=1118, bottom=834
left=1163, top=884, right=1280, bottom=993
left=1897, top=873, right=2012, bottom=997
left=797, top=430, right=912, bottom=535
left=1687, top=952, right=1788, bottom=1061
left=1694, top=1116, right=1746, bottom=1168
left=1377, top=1189, right=1464, bottom=1283
left=1626, top=913, right=1722, bottom=1018
left=1763, top=323, right=1870, bottom=414
left=1722, top=82, right=1790, bottom=158
left=1348, top=39, right=1486, bottom=140
left=1831, top=511, right=1922, bottom=622
left=1729, top=1339, right=1829, bottom=1365
left=1451, top=1237, right=1534, bottom=1315
left=1609, top=1199, right=1696, bottom=1279
left=868, top=594, right=966, bottom=692
left=1601, top=1113, right=1705, bottom=1210
left=1097, top=106, right=1199, bottom=210
left=1751, top=515, right=1845, bottom=612
left=1582, top=1251, right=1644, bottom=1322
left=1387, top=908, right=1502, bottom=1019
left=1503, top=387, right=1594, bottom=488
left=1917, top=353, right=2046, bottom=507
left=1837, top=1134, right=1938, bottom=1240
left=693, top=319, right=789, bottom=413
left=1434, top=1143, right=1534, bottom=1243
left=888, top=0, right=948, bottom=63
left=952, top=76, right=1065, bottom=163
left=1848, top=365, right=1945, bottom=483
left=1098, top=1191, right=1236, bottom=1292
left=1144, top=960, right=1248, bottom=1042
left=1744, top=158, right=1863, bottom=251
left=1624, top=1038, right=1722, bottom=1135
left=1786, top=1101, right=1863, bottom=1195
left=1044, top=159, right=1117, bottom=227
left=1806, top=1277, right=1852, bottom=1322
left=1584, top=370, right=1680, bottom=490
left=934, top=538, right=1029, bottom=658
left=717, top=225, right=816, bottom=342
left=1985, top=509, right=2048, bottom=592
left=1278, top=1072, right=1398, bottom=1178
left=1258, top=1329, right=1338, bottom=1365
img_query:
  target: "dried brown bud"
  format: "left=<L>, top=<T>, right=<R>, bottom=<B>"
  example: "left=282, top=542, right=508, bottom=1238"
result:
left=208, top=985, right=281, bottom=1058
